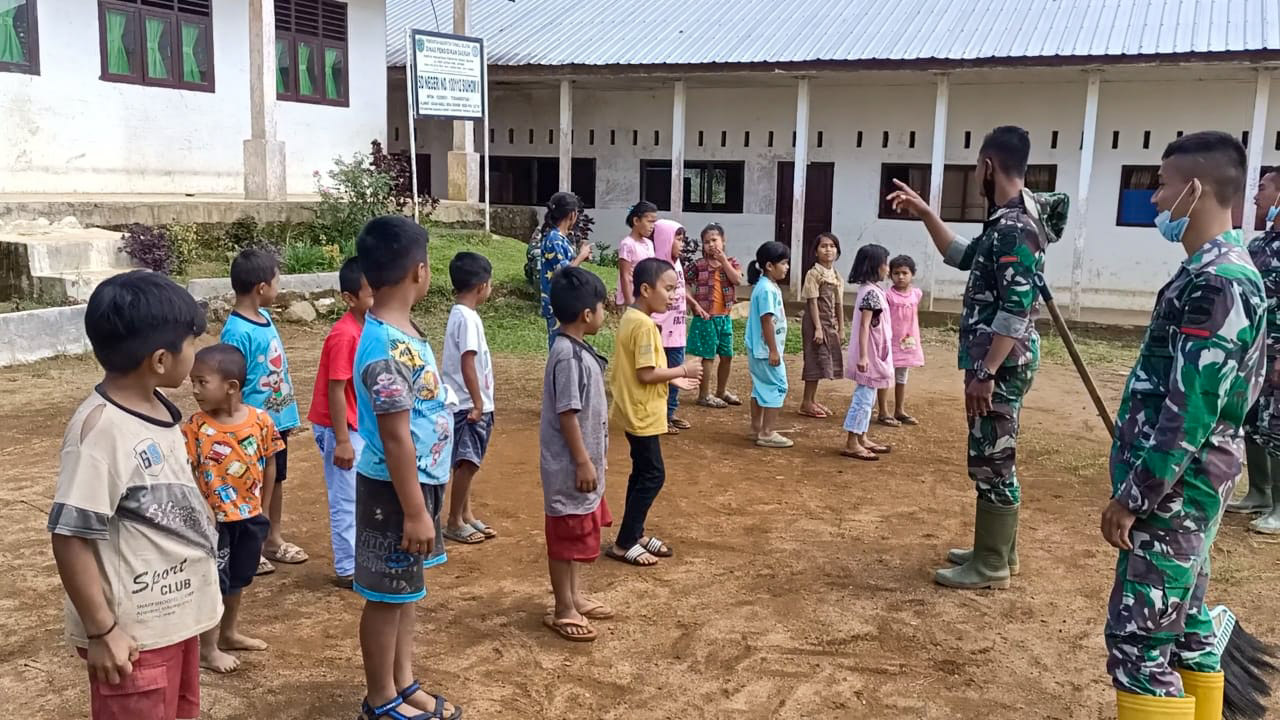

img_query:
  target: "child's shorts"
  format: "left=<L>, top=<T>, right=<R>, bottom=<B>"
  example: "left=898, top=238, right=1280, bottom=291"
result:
left=748, top=355, right=788, bottom=408
left=687, top=315, right=734, bottom=359
left=275, top=428, right=292, bottom=483
left=452, top=409, right=494, bottom=468
left=216, top=515, right=270, bottom=595
left=77, top=635, right=199, bottom=720
left=895, top=367, right=911, bottom=384
left=545, top=498, right=612, bottom=563
left=354, top=473, right=447, bottom=603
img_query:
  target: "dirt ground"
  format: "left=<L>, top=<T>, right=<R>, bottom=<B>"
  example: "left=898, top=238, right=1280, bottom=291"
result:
left=2, top=324, right=1278, bottom=720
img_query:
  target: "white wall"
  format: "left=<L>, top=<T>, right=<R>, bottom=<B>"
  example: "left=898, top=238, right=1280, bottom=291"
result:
left=0, top=0, right=386, bottom=195
left=468, top=69, right=1279, bottom=312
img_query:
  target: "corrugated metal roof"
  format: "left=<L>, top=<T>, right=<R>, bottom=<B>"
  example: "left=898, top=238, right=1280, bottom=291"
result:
left=386, top=0, right=1280, bottom=68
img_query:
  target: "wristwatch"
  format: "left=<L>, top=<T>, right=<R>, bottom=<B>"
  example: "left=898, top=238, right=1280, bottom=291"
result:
left=973, top=365, right=996, bottom=382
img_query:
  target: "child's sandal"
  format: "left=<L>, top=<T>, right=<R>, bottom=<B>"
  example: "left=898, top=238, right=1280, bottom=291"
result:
left=395, top=681, right=462, bottom=720
left=896, top=414, right=919, bottom=426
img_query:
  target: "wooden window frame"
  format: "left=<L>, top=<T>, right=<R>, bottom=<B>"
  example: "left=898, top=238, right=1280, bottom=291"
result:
left=97, top=0, right=215, bottom=92
left=879, top=163, right=1057, bottom=221
left=639, top=159, right=746, bottom=214
left=275, top=0, right=349, bottom=107
left=0, top=0, right=39, bottom=75
left=483, top=156, right=596, bottom=208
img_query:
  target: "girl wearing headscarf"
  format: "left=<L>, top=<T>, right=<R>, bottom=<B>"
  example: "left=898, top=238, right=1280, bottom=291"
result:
left=651, top=219, right=691, bottom=432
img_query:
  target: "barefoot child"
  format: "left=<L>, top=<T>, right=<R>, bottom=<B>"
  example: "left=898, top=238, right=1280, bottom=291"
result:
left=607, top=257, right=702, bottom=567
left=221, top=248, right=306, bottom=571
left=542, top=267, right=614, bottom=641
left=652, top=219, right=692, bottom=432
left=184, top=344, right=285, bottom=673
left=309, top=257, right=374, bottom=589
left=616, top=201, right=658, bottom=306
left=800, top=232, right=845, bottom=418
left=842, top=244, right=894, bottom=461
left=686, top=223, right=744, bottom=407
left=883, top=255, right=924, bottom=426
left=50, top=271, right=219, bottom=720
left=746, top=241, right=793, bottom=448
left=442, top=252, right=498, bottom=544
left=352, top=216, right=461, bottom=720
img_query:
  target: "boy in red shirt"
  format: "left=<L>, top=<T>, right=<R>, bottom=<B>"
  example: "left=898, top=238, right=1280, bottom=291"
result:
left=308, top=257, right=374, bottom=588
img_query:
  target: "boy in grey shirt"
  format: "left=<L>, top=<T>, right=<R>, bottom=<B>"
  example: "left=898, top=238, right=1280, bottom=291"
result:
left=540, top=267, right=613, bottom=642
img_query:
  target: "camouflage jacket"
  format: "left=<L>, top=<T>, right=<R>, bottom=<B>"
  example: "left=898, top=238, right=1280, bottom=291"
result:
left=1110, top=231, right=1265, bottom=523
left=943, top=190, right=1070, bottom=370
left=1246, top=229, right=1280, bottom=358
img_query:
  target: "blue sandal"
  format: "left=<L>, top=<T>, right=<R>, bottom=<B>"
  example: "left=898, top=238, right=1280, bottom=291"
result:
left=361, top=697, right=430, bottom=720
left=398, top=681, right=462, bottom=720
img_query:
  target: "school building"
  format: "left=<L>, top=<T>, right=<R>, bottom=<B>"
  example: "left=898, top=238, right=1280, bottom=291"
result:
left=388, top=0, right=1280, bottom=314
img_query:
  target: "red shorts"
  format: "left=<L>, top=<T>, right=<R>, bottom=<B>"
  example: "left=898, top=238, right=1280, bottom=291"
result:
left=545, top=499, right=613, bottom=563
left=77, top=636, right=200, bottom=720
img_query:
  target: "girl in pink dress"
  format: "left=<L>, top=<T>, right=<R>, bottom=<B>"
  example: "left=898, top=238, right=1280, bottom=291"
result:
left=841, top=244, right=894, bottom=461
left=882, top=255, right=925, bottom=426
left=616, top=201, right=658, bottom=306
left=651, top=219, right=692, bottom=431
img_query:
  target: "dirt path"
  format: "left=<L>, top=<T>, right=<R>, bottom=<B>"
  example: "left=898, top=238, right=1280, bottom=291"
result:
left=2, top=326, right=1277, bottom=719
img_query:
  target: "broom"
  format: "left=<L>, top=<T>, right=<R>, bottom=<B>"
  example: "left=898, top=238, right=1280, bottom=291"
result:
left=1033, top=273, right=1278, bottom=719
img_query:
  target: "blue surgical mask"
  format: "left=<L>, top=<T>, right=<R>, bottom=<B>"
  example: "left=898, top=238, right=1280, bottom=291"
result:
left=1267, top=203, right=1280, bottom=227
left=1154, top=181, right=1199, bottom=244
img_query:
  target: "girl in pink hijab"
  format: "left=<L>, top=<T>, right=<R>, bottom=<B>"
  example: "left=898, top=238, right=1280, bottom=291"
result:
left=651, top=219, right=692, bottom=432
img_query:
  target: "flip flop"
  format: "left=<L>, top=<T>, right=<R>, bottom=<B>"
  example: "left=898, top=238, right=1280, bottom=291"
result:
left=878, top=417, right=902, bottom=427
left=443, top=523, right=485, bottom=544
left=670, top=417, right=692, bottom=430
left=697, top=396, right=729, bottom=408
left=666, top=426, right=681, bottom=435
left=543, top=614, right=597, bottom=642
left=756, top=432, right=794, bottom=448
left=640, top=536, right=674, bottom=557
left=264, top=542, right=309, bottom=564
left=798, top=408, right=828, bottom=419
left=840, top=449, right=880, bottom=461
left=256, top=556, right=276, bottom=576
left=720, top=392, right=743, bottom=406
left=896, top=414, right=919, bottom=426
left=606, top=544, right=659, bottom=567
left=866, top=444, right=892, bottom=454
left=469, top=519, right=498, bottom=539
left=544, top=602, right=615, bottom=620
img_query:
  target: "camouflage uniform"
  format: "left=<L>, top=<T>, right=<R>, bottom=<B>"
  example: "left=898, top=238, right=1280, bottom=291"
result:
left=1244, top=229, right=1280, bottom=452
left=1105, top=230, right=1265, bottom=697
left=943, top=190, right=1070, bottom=506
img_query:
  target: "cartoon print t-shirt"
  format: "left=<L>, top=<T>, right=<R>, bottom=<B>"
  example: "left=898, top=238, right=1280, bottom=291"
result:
left=220, top=310, right=300, bottom=432
left=354, top=312, right=455, bottom=485
left=183, top=407, right=285, bottom=523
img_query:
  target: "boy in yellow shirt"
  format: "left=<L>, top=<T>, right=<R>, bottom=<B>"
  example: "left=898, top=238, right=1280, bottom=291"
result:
left=606, top=258, right=702, bottom=567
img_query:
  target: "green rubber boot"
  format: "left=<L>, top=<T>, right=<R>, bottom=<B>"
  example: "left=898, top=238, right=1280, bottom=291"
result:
left=934, top=500, right=1017, bottom=590
left=945, top=519, right=1019, bottom=575
left=1228, top=438, right=1272, bottom=514
left=1250, top=456, right=1280, bottom=534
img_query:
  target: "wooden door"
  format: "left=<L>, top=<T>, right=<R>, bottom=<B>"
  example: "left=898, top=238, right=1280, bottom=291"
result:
left=775, top=162, right=835, bottom=283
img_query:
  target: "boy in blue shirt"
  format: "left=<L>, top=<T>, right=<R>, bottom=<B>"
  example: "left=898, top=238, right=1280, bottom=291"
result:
left=221, top=249, right=307, bottom=572
left=352, top=216, right=462, bottom=720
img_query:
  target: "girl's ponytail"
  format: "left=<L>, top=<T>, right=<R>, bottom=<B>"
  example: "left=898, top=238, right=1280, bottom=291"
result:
left=749, top=241, right=791, bottom=285
left=747, top=260, right=762, bottom=285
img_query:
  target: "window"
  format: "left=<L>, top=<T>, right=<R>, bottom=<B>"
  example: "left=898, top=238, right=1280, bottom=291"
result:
left=276, top=0, right=347, bottom=106
left=879, top=163, right=1057, bottom=221
left=1116, top=165, right=1160, bottom=227
left=639, top=160, right=745, bottom=213
left=0, top=0, right=38, bottom=75
left=484, top=156, right=596, bottom=208
left=97, top=0, right=212, bottom=91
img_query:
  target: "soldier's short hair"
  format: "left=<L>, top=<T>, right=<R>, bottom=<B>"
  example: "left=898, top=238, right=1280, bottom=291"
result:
left=979, top=126, right=1031, bottom=177
left=1161, top=131, right=1247, bottom=207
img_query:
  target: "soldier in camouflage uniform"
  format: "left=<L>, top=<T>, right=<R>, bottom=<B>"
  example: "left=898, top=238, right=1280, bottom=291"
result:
left=886, top=125, right=1069, bottom=590
left=1226, top=170, right=1280, bottom=534
left=1103, top=132, right=1264, bottom=720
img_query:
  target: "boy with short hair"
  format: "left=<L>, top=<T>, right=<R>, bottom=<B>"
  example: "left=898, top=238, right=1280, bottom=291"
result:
left=442, top=251, right=498, bottom=544
left=308, top=257, right=374, bottom=587
left=352, top=216, right=462, bottom=720
left=221, top=248, right=306, bottom=570
left=541, top=266, right=613, bottom=642
left=606, top=257, right=702, bottom=568
left=49, top=270, right=220, bottom=720
left=184, top=343, right=285, bottom=674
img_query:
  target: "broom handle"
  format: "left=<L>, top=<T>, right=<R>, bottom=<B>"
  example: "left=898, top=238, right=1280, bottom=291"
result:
left=1033, top=273, right=1116, bottom=440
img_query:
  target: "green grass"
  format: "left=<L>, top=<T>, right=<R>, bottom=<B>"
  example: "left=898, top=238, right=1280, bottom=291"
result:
left=919, top=323, right=1138, bottom=372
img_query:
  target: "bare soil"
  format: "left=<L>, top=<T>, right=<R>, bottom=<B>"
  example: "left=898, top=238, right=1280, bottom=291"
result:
left=2, top=325, right=1277, bottom=719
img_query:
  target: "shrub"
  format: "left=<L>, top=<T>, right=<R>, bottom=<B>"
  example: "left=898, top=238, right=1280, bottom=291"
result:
left=166, top=222, right=202, bottom=276
left=281, top=241, right=334, bottom=275
left=312, top=141, right=439, bottom=256
left=120, top=224, right=174, bottom=274
left=592, top=241, right=619, bottom=268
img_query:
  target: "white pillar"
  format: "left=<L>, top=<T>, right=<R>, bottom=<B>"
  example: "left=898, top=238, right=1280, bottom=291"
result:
left=790, top=78, right=811, bottom=300
left=670, top=80, right=687, bottom=219
left=559, top=79, right=573, bottom=192
left=1245, top=70, right=1273, bottom=235
left=925, top=74, right=949, bottom=310
left=1070, top=71, right=1102, bottom=320
left=243, top=0, right=286, bottom=200
left=447, top=0, right=478, bottom=202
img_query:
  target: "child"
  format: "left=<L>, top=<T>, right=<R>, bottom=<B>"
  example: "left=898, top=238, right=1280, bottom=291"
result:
left=842, top=244, right=895, bottom=461
left=746, top=241, right=793, bottom=448
left=800, top=232, right=845, bottom=418
left=184, top=344, right=285, bottom=673
left=541, top=267, right=613, bottom=641
left=308, top=257, right=374, bottom=588
left=220, top=248, right=306, bottom=572
left=442, top=251, right=498, bottom=544
left=883, top=255, right=924, bottom=426
left=49, top=270, right=219, bottom=720
left=652, top=219, right=692, bottom=432
left=538, top=191, right=591, bottom=348
left=352, top=216, right=461, bottom=720
left=616, top=201, right=658, bottom=306
left=606, top=257, right=701, bottom=567
left=686, top=223, right=743, bottom=408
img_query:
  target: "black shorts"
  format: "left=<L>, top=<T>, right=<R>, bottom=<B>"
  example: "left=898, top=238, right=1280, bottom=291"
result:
left=275, top=429, right=292, bottom=484
left=216, top=515, right=270, bottom=595
left=452, top=410, right=494, bottom=468
left=354, top=473, right=446, bottom=603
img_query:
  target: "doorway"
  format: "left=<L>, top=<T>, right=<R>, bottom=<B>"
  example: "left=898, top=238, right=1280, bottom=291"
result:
left=774, top=162, right=835, bottom=283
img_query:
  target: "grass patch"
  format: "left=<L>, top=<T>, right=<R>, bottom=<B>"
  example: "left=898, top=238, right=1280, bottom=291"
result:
left=920, top=323, right=1138, bottom=373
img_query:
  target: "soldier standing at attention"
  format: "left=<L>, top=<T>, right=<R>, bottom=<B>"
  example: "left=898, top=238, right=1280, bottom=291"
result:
left=885, top=126, right=1068, bottom=590
left=1102, top=131, right=1264, bottom=720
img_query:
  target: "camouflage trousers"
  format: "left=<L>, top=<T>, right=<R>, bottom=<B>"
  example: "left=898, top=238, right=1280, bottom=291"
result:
left=1104, top=513, right=1225, bottom=696
left=965, top=363, right=1036, bottom=507
left=1244, top=368, right=1280, bottom=454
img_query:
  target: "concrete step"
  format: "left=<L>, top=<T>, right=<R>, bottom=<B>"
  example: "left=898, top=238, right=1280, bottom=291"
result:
left=10, top=229, right=132, bottom=275
left=33, top=268, right=133, bottom=304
